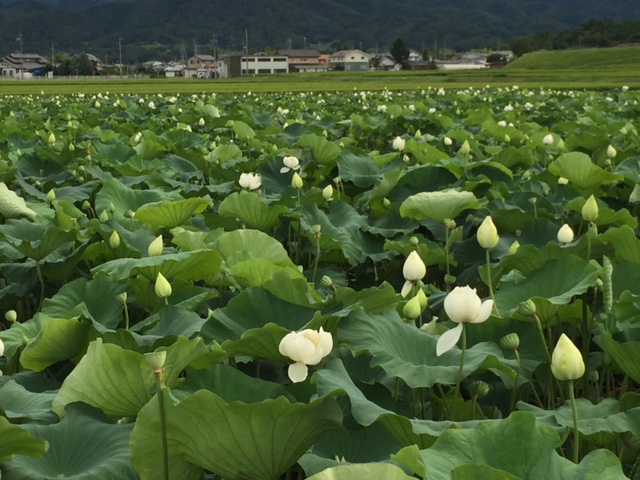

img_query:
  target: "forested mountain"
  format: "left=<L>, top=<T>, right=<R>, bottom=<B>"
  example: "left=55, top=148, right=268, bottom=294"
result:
left=0, top=0, right=638, bottom=62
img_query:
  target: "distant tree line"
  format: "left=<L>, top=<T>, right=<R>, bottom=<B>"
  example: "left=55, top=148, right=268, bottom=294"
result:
left=511, top=18, right=640, bottom=57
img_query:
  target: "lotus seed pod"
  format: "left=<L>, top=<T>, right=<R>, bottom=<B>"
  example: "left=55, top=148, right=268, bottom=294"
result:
left=320, top=275, right=333, bottom=288
left=581, top=195, right=599, bottom=222
left=469, top=380, right=490, bottom=398
left=109, top=230, right=121, bottom=249
left=409, top=236, right=419, bottom=247
left=115, top=292, right=127, bottom=303
left=144, top=351, right=167, bottom=370
left=500, top=333, right=520, bottom=350
left=4, top=310, right=17, bottom=322
left=311, top=224, right=321, bottom=234
left=518, top=299, right=537, bottom=317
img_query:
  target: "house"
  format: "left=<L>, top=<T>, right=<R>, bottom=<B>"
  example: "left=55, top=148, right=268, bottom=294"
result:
left=185, top=54, right=217, bottom=78
left=164, top=63, right=186, bottom=77
left=408, top=50, right=423, bottom=62
left=218, top=55, right=289, bottom=78
left=373, top=54, right=395, bottom=70
left=86, top=54, right=103, bottom=75
left=277, top=49, right=328, bottom=73
left=329, top=49, right=371, bottom=71
left=2, top=52, right=48, bottom=77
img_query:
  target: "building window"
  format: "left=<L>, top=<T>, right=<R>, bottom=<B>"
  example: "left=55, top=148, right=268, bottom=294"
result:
left=258, top=58, right=270, bottom=62
left=258, top=68, right=270, bottom=74
left=275, top=68, right=287, bottom=73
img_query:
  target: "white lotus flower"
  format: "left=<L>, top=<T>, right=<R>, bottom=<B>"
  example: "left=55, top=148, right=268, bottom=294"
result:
left=477, top=216, right=499, bottom=249
left=280, top=155, right=300, bottom=173
left=392, top=136, right=405, bottom=151
left=557, top=224, right=574, bottom=244
left=148, top=235, right=163, bottom=256
left=436, top=286, right=493, bottom=356
left=543, top=133, right=554, bottom=145
left=497, top=120, right=507, bottom=127
left=551, top=333, right=585, bottom=381
left=239, top=172, right=262, bottom=191
left=401, top=251, right=426, bottom=297
left=444, top=137, right=453, bottom=146
left=278, top=327, right=333, bottom=382
left=322, top=184, right=333, bottom=201
left=607, top=145, right=617, bottom=159
left=154, top=272, right=172, bottom=298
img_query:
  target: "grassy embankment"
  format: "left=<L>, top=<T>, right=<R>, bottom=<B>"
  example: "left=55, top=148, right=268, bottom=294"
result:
left=0, top=46, right=638, bottom=95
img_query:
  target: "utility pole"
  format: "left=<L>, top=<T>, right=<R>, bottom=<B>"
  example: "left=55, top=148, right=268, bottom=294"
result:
left=16, top=33, right=23, bottom=79
left=51, top=42, right=54, bottom=77
left=118, top=37, right=123, bottom=78
left=244, top=29, right=249, bottom=76
left=193, top=38, right=198, bottom=56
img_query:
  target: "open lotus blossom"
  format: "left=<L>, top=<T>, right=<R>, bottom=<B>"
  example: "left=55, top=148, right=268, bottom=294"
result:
left=278, top=327, right=333, bottom=382
left=239, top=172, right=262, bottom=191
left=436, top=286, right=493, bottom=356
left=551, top=333, right=585, bottom=381
left=280, top=155, right=301, bottom=173
left=401, top=251, right=426, bottom=297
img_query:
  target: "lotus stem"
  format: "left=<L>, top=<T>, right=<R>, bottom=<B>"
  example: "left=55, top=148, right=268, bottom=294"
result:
left=312, top=234, right=321, bottom=284
left=154, top=373, right=170, bottom=480
left=123, top=301, right=130, bottom=331
left=568, top=380, right=580, bottom=463
left=445, top=225, right=451, bottom=277
left=36, top=260, right=45, bottom=312
left=509, top=348, right=521, bottom=413
left=452, top=323, right=467, bottom=419
left=485, top=249, right=500, bottom=316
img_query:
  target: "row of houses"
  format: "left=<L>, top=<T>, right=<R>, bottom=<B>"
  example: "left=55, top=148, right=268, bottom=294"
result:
left=0, top=48, right=514, bottom=79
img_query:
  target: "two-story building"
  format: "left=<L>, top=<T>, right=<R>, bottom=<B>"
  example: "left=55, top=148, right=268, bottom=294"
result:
left=185, top=54, right=217, bottom=78
left=2, top=52, right=48, bottom=77
left=218, top=55, right=289, bottom=78
left=329, top=49, right=371, bottom=71
left=277, top=49, right=329, bottom=73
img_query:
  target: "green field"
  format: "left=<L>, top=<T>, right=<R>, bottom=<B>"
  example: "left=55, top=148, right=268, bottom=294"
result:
left=0, top=46, right=638, bottom=95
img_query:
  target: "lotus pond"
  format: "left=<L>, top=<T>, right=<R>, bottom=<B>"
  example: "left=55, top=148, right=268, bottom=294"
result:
left=0, top=86, right=639, bottom=479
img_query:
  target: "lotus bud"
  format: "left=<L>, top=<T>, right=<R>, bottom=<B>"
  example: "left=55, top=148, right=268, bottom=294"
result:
left=416, top=288, right=428, bottom=309
left=557, top=177, right=569, bottom=185
left=444, top=136, right=453, bottom=146
left=444, top=274, right=457, bottom=285
left=606, top=145, right=617, bottom=159
left=333, top=176, right=341, bottom=185
left=477, top=216, right=499, bottom=249
left=518, top=299, right=537, bottom=317
left=414, top=129, right=422, bottom=138
left=458, top=139, right=471, bottom=155
left=198, top=117, right=205, bottom=126
left=382, top=198, right=391, bottom=207
left=403, top=294, right=422, bottom=320
left=443, top=218, right=456, bottom=229
left=587, top=223, right=598, bottom=239
left=144, top=351, right=167, bottom=371
left=109, top=230, right=121, bottom=249
left=69, top=143, right=75, bottom=151
left=469, top=380, right=489, bottom=398
left=116, top=292, right=127, bottom=303
left=508, top=240, right=520, bottom=255
left=82, top=200, right=91, bottom=211
left=504, top=134, right=510, bottom=143
left=581, top=195, right=599, bottom=222
left=543, top=133, right=554, bottom=145
left=109, top=202, right=116, bottom=213
left=99, top=210, right=109, bottom=223
left=311, top=224, right=321, bottom=235
left=322, top=184, right=333, bottom=201
left=551, top=333, right=585, bottom=381
left=320, top=275, right=333, bottom=288
left=557, top=224, right=574, bottom=244
left=5, top=310, right=17, bottom=323
left=48, top=132, right=56, bottom=144
left=291, top=172, right=304, bottom=190
left=500, top=333, right=520, bottom=350
left=392, top=136, right=405, bottom=151
left=46, top=189, right=56, bottom=202
left=0, top=339, right=4, bottom=357
left=154, top=272, right=172, bottom=298
left=557, top=138, right=565, bottom=150
left=409, top=236, right=419, bottom=247
left=148, top=235, right=163, bottom=256
left=403, top=251, right=426, bottom=282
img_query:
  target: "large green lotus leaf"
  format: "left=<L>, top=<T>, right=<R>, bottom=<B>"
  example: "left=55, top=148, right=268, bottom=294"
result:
left=143, top=305, right=208, bottom=339
left=92, top=249, right=222, bottom=282
left=229, top=258, right=305, bottom=288
left=177, top=364, right=294, bottom=402
left=498, top=242, right=564, bottom=276
left=95, top=178, right=178, bottom=220
left=0, top=381, right=57, bottom=424
left=400, top=190, right=481, bottom=224
left=299, top=422, right=401, bottom=477
left=53, top=337, right=208, bottom=417
left=599, top=225, right=640, bottom=264
left=263, top=271, right=313, bottom=307
left=305, top=463, right=414, bottom=480
left=548, top=152, right=623, bottom=194
left=41, top=276, right=126, bottom=332
left=3, top=403, right=137, bottom=480
left=0, top=315, right=45, bottom=359
left=0, top=220, right=77, bottom=261
left=298, top=133, right=341, bottom=165
left=338, top=310, right=518, bottom=388
left=20, top=315, right=90, bottom=372
left=230, top=119, right=256, bottom=140
left=211, top=143, right=243, bottom=164
left=134, top=197, right=211, bottom=229
left=495, top=255, right=599, bottom=315
left=216, top=229, right=297, bottom=268
left=218, top=191, right=287, bottom=231
left=451, top=464, right=521, bottom=480
left=600, top=333, right=640, bottom=384
left=518, top=398, right=640, bottom=436
left=52, top=339, right=154, bottom=418
left=335, top=282, right=401, bottom=313
left=393, top=412, right=627, bottom=480
left=202, top=286, right=316, bottom=343
left=388, top=166, right=457, bottom=202
left=405, top=139, right=449, bottom=165
left=0, top=416, right=47, bottom=463
left=337, top=151, right=384, bottom=187
left=130, top=387, right=342, bottom=480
